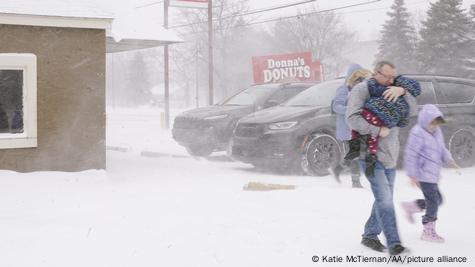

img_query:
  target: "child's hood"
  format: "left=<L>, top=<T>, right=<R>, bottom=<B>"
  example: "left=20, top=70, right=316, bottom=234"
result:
left=344, top=64, right=363, bottom=83
left=417, top=104, right=444, bottom=129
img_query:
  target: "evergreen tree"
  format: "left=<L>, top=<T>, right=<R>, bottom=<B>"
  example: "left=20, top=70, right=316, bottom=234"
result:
left=376, top=0, right=418, bottom=73
left=468, top=4, right=475, bottom=78
left=470, top=4, right=475, bottom=20
left=418, top=0, right=474, bottom=77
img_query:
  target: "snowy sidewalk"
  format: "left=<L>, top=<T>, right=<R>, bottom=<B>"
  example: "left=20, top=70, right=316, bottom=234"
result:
left=1, top=150, right=474, bottom=267
left=0, top=108, right=473, bottom=266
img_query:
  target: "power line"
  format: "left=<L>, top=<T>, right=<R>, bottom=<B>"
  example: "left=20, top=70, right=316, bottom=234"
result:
left=179, top=0, right=383, bottom=36
left=169, top=0, right=317, bottom=29
left=245, top=0, right=384, bottom=26
left=136, top=0, right=225, bottom=9
left=136, top=0, right=164, bottom=9
left=337, top=0, right=430, bottom=15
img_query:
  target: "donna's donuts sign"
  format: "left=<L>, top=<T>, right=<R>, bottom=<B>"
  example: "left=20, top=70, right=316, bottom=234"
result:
left=252, top=52, right=323, bottom=84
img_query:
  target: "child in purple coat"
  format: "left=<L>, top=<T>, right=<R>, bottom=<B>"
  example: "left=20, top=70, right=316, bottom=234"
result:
left=402, top=104, right=459, bottom=243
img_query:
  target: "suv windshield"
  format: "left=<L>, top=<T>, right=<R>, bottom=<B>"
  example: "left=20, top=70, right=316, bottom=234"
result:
left=284, top=80, right=343, bottom=107
left=221, top=84, right=277, bottom=106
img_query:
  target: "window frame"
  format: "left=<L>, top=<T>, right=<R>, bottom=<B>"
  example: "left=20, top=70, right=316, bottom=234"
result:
left=434, top=79, right=475, bottom=106
left=263, top=85, right=307, bottom=107
left=416, top=80, right=437, bottom=105
left=0, top=54, right=37, bottom=149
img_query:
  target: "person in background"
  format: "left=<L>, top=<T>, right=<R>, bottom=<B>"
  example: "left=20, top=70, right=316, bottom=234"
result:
left=402, top=104, right=460, bottom=243
left=331, top=64, right=369, bottom=188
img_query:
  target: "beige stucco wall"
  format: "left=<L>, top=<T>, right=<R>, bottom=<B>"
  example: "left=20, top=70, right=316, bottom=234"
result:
left=0, top=24, right=105, bottom=172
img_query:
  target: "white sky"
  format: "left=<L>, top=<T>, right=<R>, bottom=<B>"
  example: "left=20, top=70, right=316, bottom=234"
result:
left=247, top=0, right=475, bottom=41
left=132, top=0, right=475, bottom=41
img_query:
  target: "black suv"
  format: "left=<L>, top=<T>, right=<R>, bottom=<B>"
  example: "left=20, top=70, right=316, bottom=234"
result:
left=172, top=82, right=315, bottom=156
left=230, top=75, right=475, bottom=175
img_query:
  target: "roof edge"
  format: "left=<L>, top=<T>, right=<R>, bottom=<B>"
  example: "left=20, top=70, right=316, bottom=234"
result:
left=0, top=12, right=112, bottom=29
left=106, top=37, right=183, bottom=53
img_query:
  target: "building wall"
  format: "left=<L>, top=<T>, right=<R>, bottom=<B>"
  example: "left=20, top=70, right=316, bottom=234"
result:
left=0, top=24, right=105, bottom=172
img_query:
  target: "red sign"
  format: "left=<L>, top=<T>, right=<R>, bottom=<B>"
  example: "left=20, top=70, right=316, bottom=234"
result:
left=252, top=52, right=323, bottom=84
left=170, top=0, right=208, bottom=8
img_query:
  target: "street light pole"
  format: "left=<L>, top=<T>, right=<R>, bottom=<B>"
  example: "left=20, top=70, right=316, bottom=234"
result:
left=195, top=47, right=200, bottom=108
left=208, top=0, right=214, bottom=105
left=163, top=0, right=171, bottom=129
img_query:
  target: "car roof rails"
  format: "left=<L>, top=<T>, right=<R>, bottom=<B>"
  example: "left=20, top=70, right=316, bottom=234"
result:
left=404, top=73, right=460, bottom=78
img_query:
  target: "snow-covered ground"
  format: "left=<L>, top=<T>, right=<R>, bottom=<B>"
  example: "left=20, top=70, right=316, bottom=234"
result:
left=0, top=107, right=474, bottom=267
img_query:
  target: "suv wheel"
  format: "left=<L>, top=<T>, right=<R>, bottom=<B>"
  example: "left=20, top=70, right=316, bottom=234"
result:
left=301, top=134, right=342, bottom=176
left=449, top=128, right=475, bottom=167
left=185, top=145, right=214, bottom=157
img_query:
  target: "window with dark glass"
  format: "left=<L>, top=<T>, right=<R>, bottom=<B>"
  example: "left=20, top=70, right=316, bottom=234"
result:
left=0, top=70, right=23, bottom=134
left=417, top=82, right=437, bottom=105
left=436, top=82, right=475, bottom=104
left=264, top=86, right=307, bottom=107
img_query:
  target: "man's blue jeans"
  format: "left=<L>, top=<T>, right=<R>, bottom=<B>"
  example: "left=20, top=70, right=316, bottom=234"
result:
left=359, top=160, right=401, bottom=249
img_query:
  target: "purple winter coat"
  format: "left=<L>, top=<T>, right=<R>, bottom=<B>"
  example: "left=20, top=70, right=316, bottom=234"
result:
left=404, top=104, right=453, bottom=183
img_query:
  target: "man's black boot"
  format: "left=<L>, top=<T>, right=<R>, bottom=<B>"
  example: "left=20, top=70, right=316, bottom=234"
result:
left=389, top=244, right=409, bottom=255
left=365, top=154, right=377, bottom=177
left=361, top=238, right=387, bottom=252
left=344, top=139, right=361, bottom=160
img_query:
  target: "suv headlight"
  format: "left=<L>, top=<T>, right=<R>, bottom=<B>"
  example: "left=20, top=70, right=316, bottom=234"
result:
left=204, top=114, right=229, bottom=120
left=268, top=121, right=298, bottom=130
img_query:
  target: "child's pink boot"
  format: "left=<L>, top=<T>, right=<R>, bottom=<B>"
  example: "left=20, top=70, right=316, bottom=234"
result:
left=421, top=221, right=445, bottom=243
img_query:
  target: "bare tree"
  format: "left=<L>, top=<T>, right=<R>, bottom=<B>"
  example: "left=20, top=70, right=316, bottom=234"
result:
left=271, top=7, right=357, bottom=79
left=171, top=0, right=254, bottom=106
left=170, top=8, right=207, bottom=107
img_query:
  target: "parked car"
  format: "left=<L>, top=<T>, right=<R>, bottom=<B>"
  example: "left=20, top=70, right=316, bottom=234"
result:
left=230, top=75, right=475, bottom=175
left=172, top=82, right=316, bottom=157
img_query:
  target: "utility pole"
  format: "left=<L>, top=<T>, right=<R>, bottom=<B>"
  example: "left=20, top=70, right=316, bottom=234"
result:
left=163, top=0, right=171, bottom=129
left=195, top=47, right=200, bottom=108
left=208, top=0, right=214, bottom=105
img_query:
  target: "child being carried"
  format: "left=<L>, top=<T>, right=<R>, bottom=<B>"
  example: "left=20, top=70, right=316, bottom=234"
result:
left=344, top=75, right=421, bottom=177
